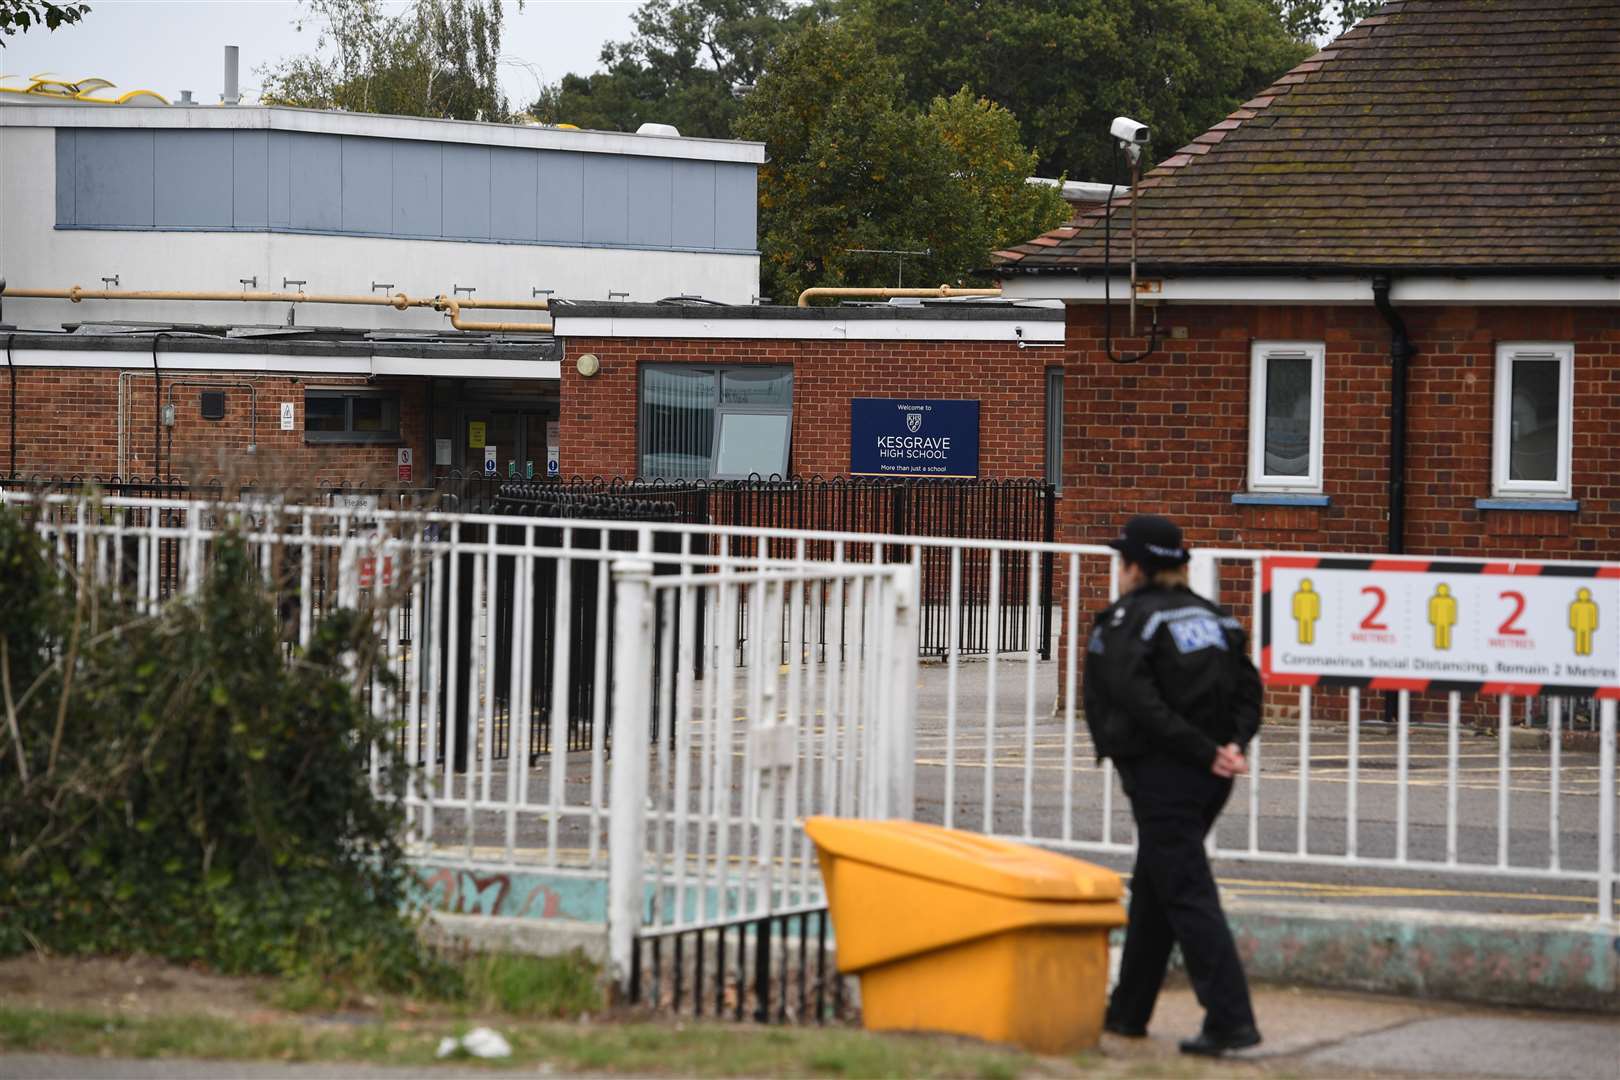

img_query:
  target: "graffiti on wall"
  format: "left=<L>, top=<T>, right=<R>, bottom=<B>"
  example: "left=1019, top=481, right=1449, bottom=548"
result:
left=411, top=863, right=606, bottom=922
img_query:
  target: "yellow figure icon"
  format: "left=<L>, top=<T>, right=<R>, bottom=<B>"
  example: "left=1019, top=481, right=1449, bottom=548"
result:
left=1292, top=578, right=1321, bottom=645
left=1570, top=588, right=1599, bottom=657
left=1428, top=584, right=1458, bottom=651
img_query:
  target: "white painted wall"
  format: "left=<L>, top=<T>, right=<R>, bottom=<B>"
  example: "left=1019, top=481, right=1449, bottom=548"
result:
left=0, top=126, right=761, bottom=331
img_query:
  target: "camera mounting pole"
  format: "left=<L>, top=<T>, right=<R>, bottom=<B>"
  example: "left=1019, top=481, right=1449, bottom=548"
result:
left=1103, top=124, right=1160, bottom=365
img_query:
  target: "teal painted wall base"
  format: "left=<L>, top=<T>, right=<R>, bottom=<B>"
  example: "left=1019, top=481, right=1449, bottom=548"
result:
left=408, top=862, right=609, bottom=923
left=1223, top=901, right=1618, bottom=1014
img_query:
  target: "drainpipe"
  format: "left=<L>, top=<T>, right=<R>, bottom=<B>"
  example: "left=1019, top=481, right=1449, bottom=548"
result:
left=152, top=333, right=164, bottom=480
left=5, top=332, right=14, bottom=478
left=1371, top=274, right=1416, bottom=555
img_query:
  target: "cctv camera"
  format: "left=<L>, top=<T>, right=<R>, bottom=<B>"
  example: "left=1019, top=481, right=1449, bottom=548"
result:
left=1111, top=116, right=1149, bottom=145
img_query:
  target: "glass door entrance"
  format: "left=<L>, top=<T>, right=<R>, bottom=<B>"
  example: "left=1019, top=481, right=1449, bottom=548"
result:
left=459, top=409, right=556, bottom=478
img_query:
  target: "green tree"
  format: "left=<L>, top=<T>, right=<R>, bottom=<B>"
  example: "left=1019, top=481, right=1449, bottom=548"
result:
left=528, top=0, right=827, bottom=137
left=734, top=23, right=1067, bottom=301
left=260, top=0, right=518, bottom=122
left=1269, top=0, right=1384, bottom=41
left=839, top=0, right=1315, bottom=180
left=0, top=0, right=87, bottom=45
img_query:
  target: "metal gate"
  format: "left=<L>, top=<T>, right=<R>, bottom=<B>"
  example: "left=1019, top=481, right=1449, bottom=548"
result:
left=607, top=556, right=918, bottom=1019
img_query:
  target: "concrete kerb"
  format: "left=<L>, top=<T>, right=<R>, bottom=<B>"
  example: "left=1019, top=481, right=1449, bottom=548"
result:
left=1218, top=899, right=1619, bottom=1015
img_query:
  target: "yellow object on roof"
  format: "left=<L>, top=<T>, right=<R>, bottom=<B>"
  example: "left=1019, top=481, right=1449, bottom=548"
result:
left=0, top=73, right=168, bottom=106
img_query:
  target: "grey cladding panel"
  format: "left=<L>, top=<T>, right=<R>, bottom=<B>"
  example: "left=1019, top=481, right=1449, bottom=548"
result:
left=74, top=129, right=154, bottom=227
left=670, top=160, right=715, bottom=249
left=341, top=137, right=392, bottom=234
left=232, top=130, right=270, bottom=227
left=489, top=146, right=536, bottom=241
left=443, top=144, right=491, bottom=239
left=288, top=132, right=340, bottom=231
left=392, top=140, right=442, bottom=237
left=56, top=128, right=757, bottom=251
left=580, top=156, right=628, bottom=245
left=626, top=157, right=673, bottom=249
left=267, top=131, right=291, bottom=226
left=714, top=163, right=756, bottom=250
left=55, top=129, right=74, bottom=224
left=154, top=130, right=233, bottom=227
left=536, top=150, right=583, bottom=244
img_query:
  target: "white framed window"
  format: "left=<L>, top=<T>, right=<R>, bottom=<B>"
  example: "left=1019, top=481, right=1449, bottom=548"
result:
left=638, top=365, right=793, bottom=480
left=1493, top=342, right=1573, bottom=497
left=1248, top=341, right=1325, bottom=492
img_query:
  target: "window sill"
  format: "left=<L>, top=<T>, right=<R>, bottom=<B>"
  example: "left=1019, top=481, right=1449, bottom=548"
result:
left=1231, top=493, right=1331, bottom=507
left=1475, top=498, right=1579, bottom=513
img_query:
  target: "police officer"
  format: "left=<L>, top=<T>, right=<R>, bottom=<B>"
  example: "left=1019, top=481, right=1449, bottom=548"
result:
left=1081, top=514, right=1263, bottom=1056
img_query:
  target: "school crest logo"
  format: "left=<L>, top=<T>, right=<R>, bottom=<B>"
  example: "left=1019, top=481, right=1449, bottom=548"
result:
left=906, top=412, right=922, bottom=433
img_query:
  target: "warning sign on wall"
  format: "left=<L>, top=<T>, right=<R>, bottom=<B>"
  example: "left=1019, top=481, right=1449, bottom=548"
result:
left=1263, top=556, right=1620, bottom=697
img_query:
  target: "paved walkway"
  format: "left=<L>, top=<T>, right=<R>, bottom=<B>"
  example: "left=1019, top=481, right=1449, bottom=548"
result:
left=1115, top=981, right=1619, bottom=1078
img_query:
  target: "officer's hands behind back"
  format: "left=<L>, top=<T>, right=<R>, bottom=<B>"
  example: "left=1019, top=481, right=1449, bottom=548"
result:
left=1211, top=743, right=1248, bottom=779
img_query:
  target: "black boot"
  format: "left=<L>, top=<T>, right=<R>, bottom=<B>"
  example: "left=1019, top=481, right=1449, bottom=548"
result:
left=1103, top=1017, right=1148, bottom=1038
left=1179, top=1025, right=1262, bottom=1056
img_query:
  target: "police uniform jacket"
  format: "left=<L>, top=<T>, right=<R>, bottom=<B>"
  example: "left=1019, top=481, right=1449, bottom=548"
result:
left=1081, top=583, right=1262, bottom=769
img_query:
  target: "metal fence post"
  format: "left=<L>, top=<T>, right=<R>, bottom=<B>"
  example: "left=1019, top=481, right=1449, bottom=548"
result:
left=607, top=558, right=655, bottom=992
left=1189, top=549, right=1219, bottom=605
left=1040, top=483, right=1056, bottom=659
left=1599, top=697, right=1615, bottom=923
left=882, top=563, right=920, bottom=819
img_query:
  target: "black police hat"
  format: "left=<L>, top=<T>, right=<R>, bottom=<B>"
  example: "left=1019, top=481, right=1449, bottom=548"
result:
left=1107, top=514, right=1191, bottom=571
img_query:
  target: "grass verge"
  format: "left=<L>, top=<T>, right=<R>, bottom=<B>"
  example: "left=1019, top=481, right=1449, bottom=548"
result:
left=0, top=1005, right=1041, bottom=1078
left=266, top=949, right=605, bottom=1017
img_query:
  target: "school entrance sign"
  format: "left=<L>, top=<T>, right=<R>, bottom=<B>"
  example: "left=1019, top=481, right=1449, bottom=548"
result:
left=1261, top=556, right=1620, bottom=697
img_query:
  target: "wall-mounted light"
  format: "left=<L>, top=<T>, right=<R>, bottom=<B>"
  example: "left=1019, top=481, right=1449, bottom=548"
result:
left=1015, top=326, right=1063, bottom=350
left=576, top=353, right=601, bottom=378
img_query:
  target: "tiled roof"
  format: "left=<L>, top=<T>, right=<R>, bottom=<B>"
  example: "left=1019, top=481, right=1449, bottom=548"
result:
left=995, top=0, right=1620, bottom=273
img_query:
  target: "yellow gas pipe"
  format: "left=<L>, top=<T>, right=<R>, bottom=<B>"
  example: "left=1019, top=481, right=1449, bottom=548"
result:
left=796, top=284, right=1002, bottom=307
left=0, top=285, right=553, bottom=333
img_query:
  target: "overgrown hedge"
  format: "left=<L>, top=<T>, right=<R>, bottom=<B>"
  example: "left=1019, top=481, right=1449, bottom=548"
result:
left=0, top=504, right=442, bottom=992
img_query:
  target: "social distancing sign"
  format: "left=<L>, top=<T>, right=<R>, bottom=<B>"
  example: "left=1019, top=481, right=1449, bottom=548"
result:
left=1262, top=556, right=1620, bottom=697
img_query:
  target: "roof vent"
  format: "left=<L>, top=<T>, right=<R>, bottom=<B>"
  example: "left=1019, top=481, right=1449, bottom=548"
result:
left=635, top=122, right=680, bottom=138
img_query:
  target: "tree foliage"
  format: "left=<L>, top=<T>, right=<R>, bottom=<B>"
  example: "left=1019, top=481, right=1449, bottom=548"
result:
left=260, top=0, right=517, bottom=121
left=0, top=0, right=87, bottom=45
left=838, top=0, right=1317, bottom=181
left=530, top=0, right=1381, bottom=173
left=734, top=23, right=1067, bottom=301
left=1268, top=0, right=1384, bottom=41
left=529, top=0, right=826, bottom=137
left=0, top=505, right=438, bottom=991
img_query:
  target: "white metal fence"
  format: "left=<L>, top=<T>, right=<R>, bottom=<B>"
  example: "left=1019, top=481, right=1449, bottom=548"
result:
left=4, top=493, right=1614, bottom=966
left=606, top=557, right=916, bottom=978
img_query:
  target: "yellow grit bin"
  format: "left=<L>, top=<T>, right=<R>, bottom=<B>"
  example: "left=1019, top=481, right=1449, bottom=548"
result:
left=804, top=817, right=1126, bottom=1053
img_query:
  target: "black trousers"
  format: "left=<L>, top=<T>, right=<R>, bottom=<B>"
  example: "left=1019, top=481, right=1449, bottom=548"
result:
left=1107, top=754, right=1256, bottom=1034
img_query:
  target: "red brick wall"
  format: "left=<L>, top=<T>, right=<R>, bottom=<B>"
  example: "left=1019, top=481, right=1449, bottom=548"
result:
left=559, top=336, right=1053, bottom=481
left=1060, top=303, right=1620, bottom=727
left=2, top=368, right=429, bottom=485
left=1061, top=303, right=1620, bottom=560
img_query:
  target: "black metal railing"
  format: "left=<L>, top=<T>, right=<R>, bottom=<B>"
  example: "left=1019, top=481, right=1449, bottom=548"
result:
left=629, top=909, right=854, bottom=1025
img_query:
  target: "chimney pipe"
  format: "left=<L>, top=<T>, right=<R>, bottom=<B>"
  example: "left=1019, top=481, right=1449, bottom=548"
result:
left=222, top=45, right=240, bottom=106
